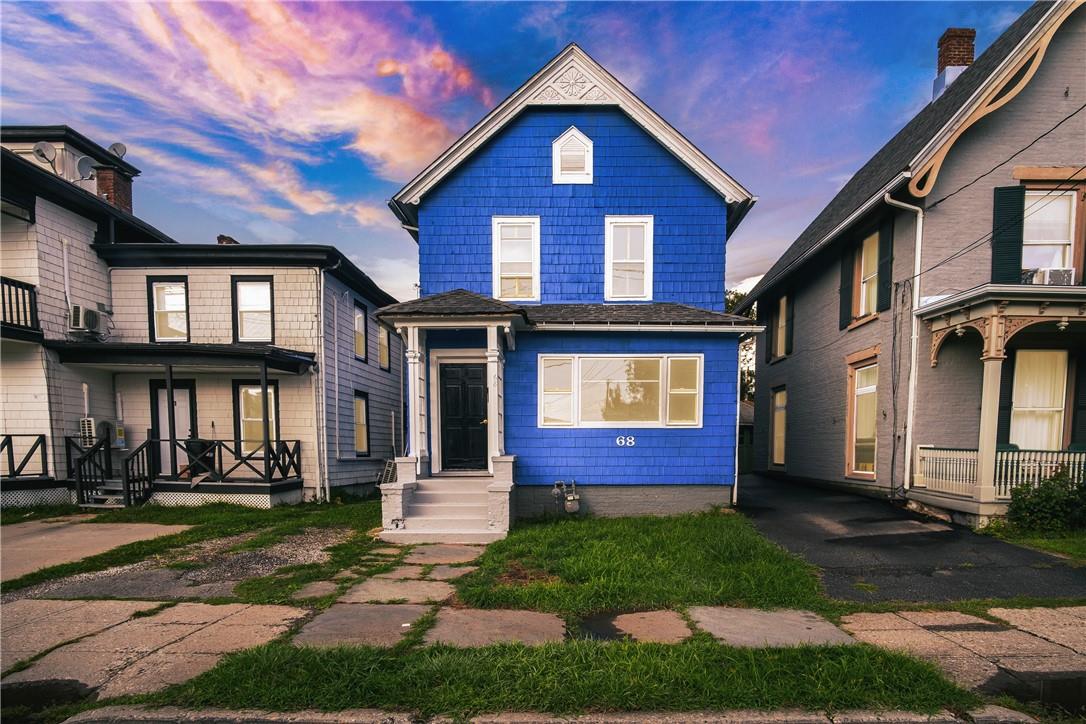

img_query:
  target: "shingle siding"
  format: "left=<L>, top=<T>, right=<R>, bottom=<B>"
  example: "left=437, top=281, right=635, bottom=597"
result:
left=504, top=331, right=738, bottom=487
left=419, top=107, right=729, bottom=310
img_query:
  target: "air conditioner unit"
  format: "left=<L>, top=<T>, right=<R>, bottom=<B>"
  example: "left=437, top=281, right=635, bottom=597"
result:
left=1041, top=268, right=1075, bottom=286
left=79, top=417, right=96, bottom=448
left=69, top=305, right=105, bottom=333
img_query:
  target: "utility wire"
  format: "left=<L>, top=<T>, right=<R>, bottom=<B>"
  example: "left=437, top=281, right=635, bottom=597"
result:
left=927, top=101, right=1086, bottom=210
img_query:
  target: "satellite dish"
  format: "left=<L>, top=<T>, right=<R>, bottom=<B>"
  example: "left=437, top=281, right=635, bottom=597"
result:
left=76, top=156, right=97, bottom=181
left=32, top=141, right=57, bottom=167
left=108, top=142, right=127, bottom=159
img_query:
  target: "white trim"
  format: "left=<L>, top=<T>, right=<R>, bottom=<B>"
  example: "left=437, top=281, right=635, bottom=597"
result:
left=428, top=348, right=491, bottom=475
left=393, top=44, right=753, bottom=207
left=537, top=353, right=703, bottom=429
left=532, top=322, right=763, bottom=333
left=492, top=215, right=541, bottom=302
left=915, top=283, right=1086, bottom=317
left=604, top=215, right=653, bottom=301
left=552, top=126, right=593, bottom=184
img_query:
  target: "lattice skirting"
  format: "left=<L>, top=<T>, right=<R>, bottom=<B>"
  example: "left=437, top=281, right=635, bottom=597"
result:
left=1, top=487, right=74, bottom=508
left=149, top=489, right=303, bottom=508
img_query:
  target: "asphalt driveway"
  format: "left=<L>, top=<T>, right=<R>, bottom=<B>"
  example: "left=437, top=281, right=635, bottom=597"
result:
left=738, top=474, right=1086, bottom=602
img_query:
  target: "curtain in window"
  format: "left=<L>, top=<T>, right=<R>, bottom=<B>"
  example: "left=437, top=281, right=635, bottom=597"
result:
left=1010, top=350, right=1067, bottom=450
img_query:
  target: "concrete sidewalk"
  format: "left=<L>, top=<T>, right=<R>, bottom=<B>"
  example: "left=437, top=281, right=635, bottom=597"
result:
left=1, top=517, right=190, bottom=581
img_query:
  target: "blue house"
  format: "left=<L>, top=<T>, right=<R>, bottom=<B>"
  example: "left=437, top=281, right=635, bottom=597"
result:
left=378, top=45, right=758, bottom=542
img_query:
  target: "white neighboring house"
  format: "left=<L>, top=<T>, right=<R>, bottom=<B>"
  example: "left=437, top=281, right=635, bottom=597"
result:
left=1, top=126, right=402, bottom=509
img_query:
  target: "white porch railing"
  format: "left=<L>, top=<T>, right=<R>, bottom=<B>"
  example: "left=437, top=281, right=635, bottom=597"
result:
left=994, top=448, right=1086, bottom=499
left=915, top=445, right=1086, bottom=501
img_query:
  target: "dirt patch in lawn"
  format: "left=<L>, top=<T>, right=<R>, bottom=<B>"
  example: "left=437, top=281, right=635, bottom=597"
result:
left=6, top=527, right=353, bottom=603
left=494, top=561, right=559, bottom=586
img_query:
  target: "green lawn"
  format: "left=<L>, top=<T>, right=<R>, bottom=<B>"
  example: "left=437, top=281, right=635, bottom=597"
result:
left=1, top=504, right=80, bottom=526
left=455, top=511, right=823, bottom=618
left=987, top=527, right=1086, bottom=565
left=155, top=639, right=979, bottom=717
left=1, top=498, right=383, bottom=592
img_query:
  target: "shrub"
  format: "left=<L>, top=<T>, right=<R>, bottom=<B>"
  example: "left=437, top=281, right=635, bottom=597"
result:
left=1006, top=468, right=1086, bottom=532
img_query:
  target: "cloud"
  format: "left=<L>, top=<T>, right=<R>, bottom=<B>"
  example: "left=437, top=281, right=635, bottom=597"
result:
left=351, top=254, right=419, bottom=303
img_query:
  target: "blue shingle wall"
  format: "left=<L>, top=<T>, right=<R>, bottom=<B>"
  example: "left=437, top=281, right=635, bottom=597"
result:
left=503, top=331, right=738, bottom=486
left=418, top=107, right=729, bottom=311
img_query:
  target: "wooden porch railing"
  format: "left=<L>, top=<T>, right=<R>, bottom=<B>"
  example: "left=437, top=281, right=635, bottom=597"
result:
left=122, top=440, right=154, bottom=506
left=154, top=438, right=302, bottom=483
left=73, top=438, right=113, bottom=505
left=1, top=276, right=40, bottom=333
left=915, top=446, right=1086, bottom=500
left=994, top=449, right=1086, bottom=500
left=914, top=446, right=978, bottom=498
left=0, top=434, right=49, bottom=480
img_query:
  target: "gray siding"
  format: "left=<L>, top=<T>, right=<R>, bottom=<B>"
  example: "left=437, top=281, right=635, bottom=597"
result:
left=751, top=7, right=1086, bottom=493
left=322, top=272, right=403, bottom=491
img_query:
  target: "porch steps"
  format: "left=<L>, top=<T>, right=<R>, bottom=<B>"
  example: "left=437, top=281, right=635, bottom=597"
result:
left=77, top=479, right=127, bottom=509
left=382, top=475, right=502, bottom=544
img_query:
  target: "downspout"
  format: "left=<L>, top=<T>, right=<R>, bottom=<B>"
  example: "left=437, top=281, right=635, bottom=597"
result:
left=315, top=267, right=329, bottom=503
left=883, top=193, right=924, bottom=497
left=732, top=339, right=742, bottom=506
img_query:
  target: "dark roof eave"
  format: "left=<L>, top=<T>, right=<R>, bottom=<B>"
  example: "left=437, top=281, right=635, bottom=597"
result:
left=43, top=341, right=316, bottom=374
left=91, top=243, right=398, bottom=306
left=1, top=125, right=142, bottom=176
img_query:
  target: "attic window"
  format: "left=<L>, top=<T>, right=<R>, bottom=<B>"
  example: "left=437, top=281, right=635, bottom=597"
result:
left=552, top=127, right=593, bottom=184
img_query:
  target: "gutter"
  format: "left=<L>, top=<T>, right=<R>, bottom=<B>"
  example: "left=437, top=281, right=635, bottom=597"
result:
left=882, top=193, right=924, bottom=497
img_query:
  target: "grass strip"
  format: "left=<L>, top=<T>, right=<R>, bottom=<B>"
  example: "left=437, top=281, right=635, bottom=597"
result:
left=150, top=640, right=979, bottom=717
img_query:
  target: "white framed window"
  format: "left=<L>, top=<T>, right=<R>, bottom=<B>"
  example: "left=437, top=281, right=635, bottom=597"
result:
left=1022, top=190, right=1076, bottom=273
left=848, top=360, right=878, bottom=476
left=552, top=126, right=593, bottom=184
left=605, top=215, right=653, bottom=301
left=538, top=353, right=702, bottom=428
left=1010, top=350, right=1068, bottom=451
left=492, top=216, right=540, bottom=301
left=378, top=326, right=391, bottom=371
left=235, top=382, right=278, bottom=456
left=857, top=231, right=878, bottom=317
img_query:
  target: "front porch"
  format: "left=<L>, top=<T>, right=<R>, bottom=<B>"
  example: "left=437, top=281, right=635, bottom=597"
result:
left=910, top=286, right=1086, bottom=521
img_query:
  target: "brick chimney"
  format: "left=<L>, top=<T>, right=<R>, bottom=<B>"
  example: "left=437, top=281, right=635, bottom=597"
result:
left=217, top=234, right=240, bottom=245
left=95, top=166, right=133, bottom=214
left=933, top=28, right=975, bottom=100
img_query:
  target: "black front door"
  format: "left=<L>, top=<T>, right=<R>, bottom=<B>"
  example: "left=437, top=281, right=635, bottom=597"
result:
left=440, top=363, right=488, bottom=470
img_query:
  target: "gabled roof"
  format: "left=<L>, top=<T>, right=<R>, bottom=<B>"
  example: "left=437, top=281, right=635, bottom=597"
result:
left=390, top=44, right=756, bottom=236
left=377, top=289, right=526, bottom=319
left=739, top=1, right=1065, bottom=312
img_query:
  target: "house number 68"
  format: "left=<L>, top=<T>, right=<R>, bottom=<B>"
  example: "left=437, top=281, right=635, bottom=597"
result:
left=616, top=435, right=636, bottom=447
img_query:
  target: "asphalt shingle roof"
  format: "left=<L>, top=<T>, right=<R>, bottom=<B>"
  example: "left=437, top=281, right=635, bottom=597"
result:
left=738, top=1, right=1054, bottom=312
left=376, top=289, right=526, bottom=318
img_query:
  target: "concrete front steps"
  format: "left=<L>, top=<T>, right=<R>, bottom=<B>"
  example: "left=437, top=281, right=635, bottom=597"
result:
left=380, top=476, right=505, bottom=544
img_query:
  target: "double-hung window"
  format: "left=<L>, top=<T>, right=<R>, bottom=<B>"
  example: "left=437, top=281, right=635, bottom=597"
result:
left=771, top=387, right=787, bottom=467
left=1009, top=350, right=1068, bottom=451
left=846, top=353, right=878, bottom=477
left=538, top=354, right=701, bottom=428
left=492, top=216, right=540, bottom=301
left=605, top=216, right=653, bottom=300
left=234, top=381, right=278, bottom=456
left=232, top=277, right=273, bottom=343
left=1022, top=190, right=1076, bottom=277
left=856, top=231, right=878, bottom=318
left=354, top=391, right=370, bottom=456
left=354, top=302, right=368, bottom=360
left=149, top=277, right=188, bottom=342
left=378, top=326, right=391, bottom=371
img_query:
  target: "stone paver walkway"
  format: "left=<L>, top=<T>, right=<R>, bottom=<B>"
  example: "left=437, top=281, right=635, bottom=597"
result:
left=841, top=607, right=1086, bottom=694
left=405, top=543, right=485, bottom=565
left=612, top=610, right=692, bottom=643
left=1, top=519, right=191, bottom=582
left=425, top=608, right=566, bottom=647
left=294, top=603, right=430, bottom=647
left=340, top=578, right=454, bottom=604
left=1, top=602, right=305, bottom=702
left=690, top=607, right=855, bottom=647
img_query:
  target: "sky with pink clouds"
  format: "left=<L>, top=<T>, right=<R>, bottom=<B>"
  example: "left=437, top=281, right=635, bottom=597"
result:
left=1, top=1, right=1030, bottom=301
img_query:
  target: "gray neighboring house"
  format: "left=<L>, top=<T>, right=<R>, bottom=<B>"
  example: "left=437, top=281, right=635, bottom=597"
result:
left=739, top=2, right=1086, bottom=525
left=1, top=126, right=402, bottom=508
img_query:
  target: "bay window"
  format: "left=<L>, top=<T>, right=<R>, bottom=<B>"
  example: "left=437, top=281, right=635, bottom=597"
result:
left=538, top=354, right=702, bottom=428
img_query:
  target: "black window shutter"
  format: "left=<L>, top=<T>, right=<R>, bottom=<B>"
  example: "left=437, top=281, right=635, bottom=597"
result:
left=839, top=250, right=854, bottom=330
left=996, top=351, right=1016, bottom=445
left=991, top=186, right=1025, bottom=284
left=1072, top=355, right=1086, bottom=446
left=784, top=294, right=795, bottom=355
left=876, top=218, right=894, bottom=312
left=761, top=301, right=773, bottom=363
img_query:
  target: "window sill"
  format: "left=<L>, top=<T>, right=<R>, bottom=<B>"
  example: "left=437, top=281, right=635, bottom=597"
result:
left=846, top=313, right=878, bottom=331
left=845, top=471, right=876, bottom=482
left=768, top=354, right=789, bottom=365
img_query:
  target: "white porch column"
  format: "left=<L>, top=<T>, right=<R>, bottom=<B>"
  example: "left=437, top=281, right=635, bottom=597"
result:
left=976, top=314, right=1005, bottom=504
left=485, top=325, right=505, bottom=468
left=403, top=326, right=429, bottom=476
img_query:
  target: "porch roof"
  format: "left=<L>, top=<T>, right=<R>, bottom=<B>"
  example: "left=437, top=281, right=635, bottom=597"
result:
left=378, top=289, right=762, bottom=333
left=44, top=341, right=316, bottom=374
